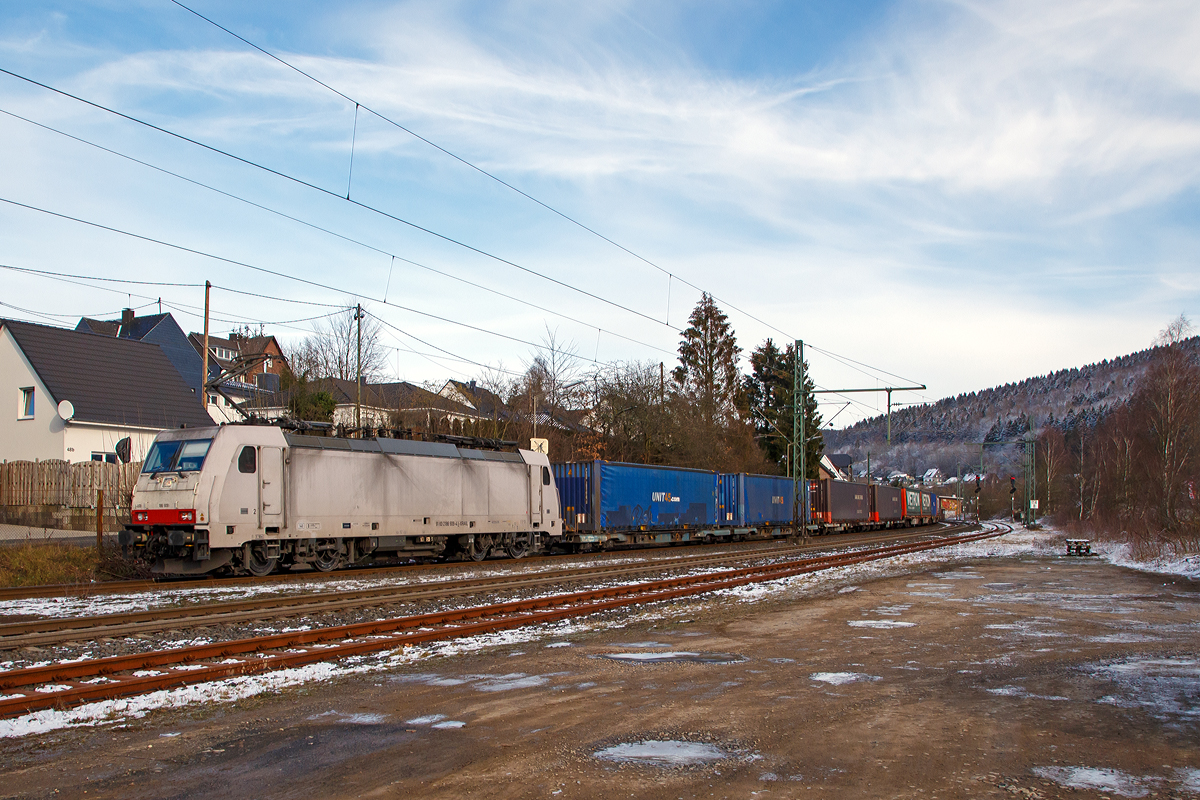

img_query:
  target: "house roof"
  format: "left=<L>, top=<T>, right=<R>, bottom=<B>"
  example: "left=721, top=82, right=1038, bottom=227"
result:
left=442, top=379, right=511, bottom=418
left=252, top=379, right=484, bottom=419
left=77, top=312, right=173, bottom=341
left=827, top=453, right=853, bottom=469
left=3, top=319, right=213, bottom=429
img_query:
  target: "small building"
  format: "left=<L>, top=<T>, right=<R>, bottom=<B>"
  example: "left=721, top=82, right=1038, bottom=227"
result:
left=187, top=331, right=287, bottom=423
left=1, top=319, right=214, bottom=463
left=252, top=379, right=487, bottom=430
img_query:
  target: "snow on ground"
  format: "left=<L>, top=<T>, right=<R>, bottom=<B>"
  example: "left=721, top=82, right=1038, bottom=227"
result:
left=593, top=740, right=728, bottom=765
left=0, top=619, right=595, bottom=740
left=4, top=523, right=1183, bottom=741
left=1097, top=541, right=1200, bottom=581
left=809, top=672, right=880, bottom=685
left=1032, top=766, right=1155, bottom=797
left=0, top=546, right=788, bottom=620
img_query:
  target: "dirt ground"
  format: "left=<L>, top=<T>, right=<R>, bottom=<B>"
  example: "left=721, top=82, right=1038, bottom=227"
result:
left=3, top=546, right=1198, bottom=799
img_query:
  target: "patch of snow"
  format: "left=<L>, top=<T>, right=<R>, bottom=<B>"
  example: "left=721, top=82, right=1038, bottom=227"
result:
left=1032, top=766, right=1155, bottom=797
left=605, top=651, right=698, bottom=662
left=848, top=620, right=916, bottom=629
left=431, top=720, right=465, bottom=729
left=810, top=672, right=880, bottom=685
left=1089, top=658, right=1200, bottom=722
left=472, top=674, right=551, bottom=692
left=594, top=740, right=726, bottom=765
left=406, top=714, right=446, bottom=725
left=985, top=685, right=1069, bottom=701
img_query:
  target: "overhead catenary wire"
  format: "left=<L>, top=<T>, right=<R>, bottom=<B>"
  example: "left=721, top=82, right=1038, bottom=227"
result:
left=0, top=106, right=675, bottom=359
left=0, top=61, right=923, bottom=396
left=167, top=0, right=798, bottom=345
left=0, top=195, right=625, bottom=368
left=0, top=67, right=672, bottom=332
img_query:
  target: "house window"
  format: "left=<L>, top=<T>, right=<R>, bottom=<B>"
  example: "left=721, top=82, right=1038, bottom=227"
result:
left=91, top=452, right=118, bottom=464
left=18, top=387, right=34, bottom=419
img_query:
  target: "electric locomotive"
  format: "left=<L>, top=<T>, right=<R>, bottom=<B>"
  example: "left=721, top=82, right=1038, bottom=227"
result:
left=120, top=424, right=561, bottom=576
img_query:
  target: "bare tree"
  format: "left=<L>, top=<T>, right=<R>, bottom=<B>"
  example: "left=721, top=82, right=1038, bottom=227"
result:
left=287, top=303, right=388, bottom=383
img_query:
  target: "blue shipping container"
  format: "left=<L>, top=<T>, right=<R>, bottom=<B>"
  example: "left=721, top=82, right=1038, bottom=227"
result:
left=553, top=461, right=717, bottom=531
left=717, top=474, right=739, bottom=524
left=738, top=474, right=795, bottom=526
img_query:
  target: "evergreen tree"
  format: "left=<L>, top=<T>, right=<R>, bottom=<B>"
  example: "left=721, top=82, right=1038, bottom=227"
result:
left=744, top=338, right=824, bottom=478
left=672, top=293, right=741, bottom=429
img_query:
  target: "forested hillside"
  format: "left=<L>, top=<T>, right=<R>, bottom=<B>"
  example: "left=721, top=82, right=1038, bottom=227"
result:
left=823, top=335, right=1200, bottom=477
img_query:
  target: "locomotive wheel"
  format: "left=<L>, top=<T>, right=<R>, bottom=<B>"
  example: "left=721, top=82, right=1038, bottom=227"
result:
left=312, top=541, right=345, bottom=572
left=244, top=544, right=277, bottom=577
left=466, top=535, right=492, bottom=562
left=505, top=532, right=531, bottom=559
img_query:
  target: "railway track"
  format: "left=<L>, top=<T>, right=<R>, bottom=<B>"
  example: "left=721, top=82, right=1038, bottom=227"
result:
left=0, top=524, right=1009, bottom=719
left=0, top=523, right=955, bottom=602
left=0, top=526, right=972, bottom=650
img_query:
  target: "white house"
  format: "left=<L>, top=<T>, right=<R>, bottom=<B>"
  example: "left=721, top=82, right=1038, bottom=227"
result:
left=1, top=319, right=214, bottom=464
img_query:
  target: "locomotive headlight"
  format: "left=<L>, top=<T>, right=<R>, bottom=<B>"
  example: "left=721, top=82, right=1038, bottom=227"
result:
left=179, top=510, right=194, bottom=522
left=134, top=511, right=148, bottom=523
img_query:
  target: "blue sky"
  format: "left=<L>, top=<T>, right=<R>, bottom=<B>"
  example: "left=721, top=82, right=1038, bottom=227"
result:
left=1, top=0, right=1197, bottom=426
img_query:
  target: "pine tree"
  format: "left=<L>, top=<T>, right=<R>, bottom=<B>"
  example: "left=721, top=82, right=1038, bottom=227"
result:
left=744, top=338, right=824, bottom=478
left=673, top=293, right=741, bottom=429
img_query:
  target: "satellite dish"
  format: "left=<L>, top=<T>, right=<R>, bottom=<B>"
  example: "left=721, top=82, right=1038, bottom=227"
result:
left=57, top=400, right=74, bottom=421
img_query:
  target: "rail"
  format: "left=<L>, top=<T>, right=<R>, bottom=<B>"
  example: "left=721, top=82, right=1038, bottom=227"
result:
left=0, top=525, right=1008, bottom=718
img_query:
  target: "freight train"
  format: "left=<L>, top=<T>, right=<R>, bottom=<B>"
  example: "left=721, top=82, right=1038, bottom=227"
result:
left=120, top=424, right=949, bottom=576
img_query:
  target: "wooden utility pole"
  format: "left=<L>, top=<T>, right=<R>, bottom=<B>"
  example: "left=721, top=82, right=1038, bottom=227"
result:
left=201, top=281, right=211, bottom=408
left=96, top=488, right=104, bottom=553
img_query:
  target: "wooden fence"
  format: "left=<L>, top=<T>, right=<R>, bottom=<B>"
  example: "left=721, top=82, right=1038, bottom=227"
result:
left=0, top=460, right=142, bottom=510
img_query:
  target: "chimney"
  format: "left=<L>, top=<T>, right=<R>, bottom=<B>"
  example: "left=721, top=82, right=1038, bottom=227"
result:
left=469, top=380, right=477, bottom=393
left=120, top=308, right=134, bottom=331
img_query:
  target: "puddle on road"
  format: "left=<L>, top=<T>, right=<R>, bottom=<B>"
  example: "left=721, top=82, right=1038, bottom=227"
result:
left=597, top=652, right=746, bottom=665
left=593, top=740, right=727, bottom=766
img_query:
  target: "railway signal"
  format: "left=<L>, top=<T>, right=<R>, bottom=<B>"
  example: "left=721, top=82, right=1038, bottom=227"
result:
left=1010, top=476, right=1017, bottom=495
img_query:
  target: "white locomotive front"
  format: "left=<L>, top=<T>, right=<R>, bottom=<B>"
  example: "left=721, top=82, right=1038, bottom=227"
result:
left=120, top=425, right=562, bottom=575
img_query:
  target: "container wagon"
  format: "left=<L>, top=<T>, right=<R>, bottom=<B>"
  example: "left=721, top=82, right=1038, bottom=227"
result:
left=901, top=488, right=935, bottom=525
left=719, top=473, right=794, bottom=531
left=812, top=478, right=870, bottom=529
left=870, top=484, right=903, bottom=524
left=552, top=460, right=720, bottom=549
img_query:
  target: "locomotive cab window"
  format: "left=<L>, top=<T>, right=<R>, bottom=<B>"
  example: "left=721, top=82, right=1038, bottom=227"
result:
left=238, top=446, right=257, bottom=474
left=542, top=466, right=551, bottom=485
left=142, top=438, right=212, bottom=474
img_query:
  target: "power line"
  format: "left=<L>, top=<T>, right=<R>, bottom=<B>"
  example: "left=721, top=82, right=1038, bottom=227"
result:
left=0, top=64, right=923, bottom=395
left=0, top=107, right=675, bottom=357
left=168, top=0, right=796, bottom=343
left=0, top=66, right=672, bottom=331
left=0, top=195, right=611, bottom=366
left=365, top=310, right=524, bottom=378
